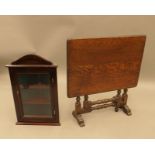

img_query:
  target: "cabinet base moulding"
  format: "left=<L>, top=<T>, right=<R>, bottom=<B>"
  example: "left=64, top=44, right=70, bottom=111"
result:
left=16, top=122, right=60, bottom=126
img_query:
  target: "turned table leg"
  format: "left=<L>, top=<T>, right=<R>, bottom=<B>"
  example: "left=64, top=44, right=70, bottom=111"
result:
left=121, top=88, right=132, bottom=116
left=114, top=89, right=121, bottom=112
left=72, top=96, right=85, bottom=127
left=83, top=95, right=92, bottom=112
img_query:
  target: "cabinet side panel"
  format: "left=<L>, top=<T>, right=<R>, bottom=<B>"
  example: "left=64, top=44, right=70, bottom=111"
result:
left=8, top=68, right=23, bottom=122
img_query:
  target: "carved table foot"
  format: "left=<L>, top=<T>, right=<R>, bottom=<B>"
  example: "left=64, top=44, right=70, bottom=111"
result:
left=115, top=107, right=119, bottom=112
left=72, top=111, right=85, bottom=127
left=121, top=105, right=132, bottom=116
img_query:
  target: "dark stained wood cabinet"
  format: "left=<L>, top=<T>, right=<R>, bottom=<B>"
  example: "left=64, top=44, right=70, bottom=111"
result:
left=6, top=54, right=60, bottom=125
left=67, top=36, right=146, bottom=127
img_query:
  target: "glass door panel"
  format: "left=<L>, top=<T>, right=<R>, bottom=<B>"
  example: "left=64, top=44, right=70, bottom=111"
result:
left=17, top=73, right=53, bottom=117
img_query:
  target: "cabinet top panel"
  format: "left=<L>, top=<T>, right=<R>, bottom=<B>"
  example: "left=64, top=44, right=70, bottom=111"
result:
left=6, top=54, right=57, bottom=67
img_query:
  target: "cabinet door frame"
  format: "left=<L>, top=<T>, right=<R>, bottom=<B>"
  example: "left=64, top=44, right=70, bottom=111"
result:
left=9, top=67, right=60, bottom=125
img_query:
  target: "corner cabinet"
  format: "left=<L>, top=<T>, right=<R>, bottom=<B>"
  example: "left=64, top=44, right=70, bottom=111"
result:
left=6, top=54, right=60, bottom=126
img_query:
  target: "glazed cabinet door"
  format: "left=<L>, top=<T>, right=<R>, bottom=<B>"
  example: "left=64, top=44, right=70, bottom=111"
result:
left=9, top=67, right=59, bottom=124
